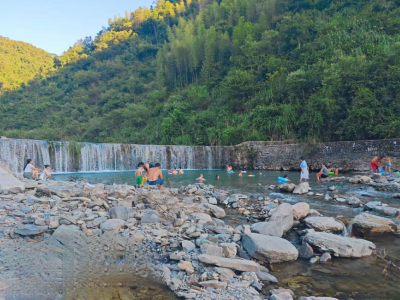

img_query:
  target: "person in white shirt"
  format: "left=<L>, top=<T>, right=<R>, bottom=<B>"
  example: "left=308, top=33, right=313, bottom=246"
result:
left=23, top=159, right=42, bottom=180
left=40, top=165, right=54, bottom=181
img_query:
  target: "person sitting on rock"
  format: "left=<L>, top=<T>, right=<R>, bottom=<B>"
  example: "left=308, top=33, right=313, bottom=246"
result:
left=317, top=163, right=329, bottom=181
left=40, top=165, right=54, bottom=181
left=23, top=159, right=42, bottom=181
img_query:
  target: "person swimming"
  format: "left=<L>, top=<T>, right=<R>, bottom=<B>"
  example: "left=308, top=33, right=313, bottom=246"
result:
left=277, top=174, right=290, bottom=184
left=197, top=174, right=206, bottom=182
left=216, top=175, right=220, bottom=180
left=248, top=172, right=255, bottom=177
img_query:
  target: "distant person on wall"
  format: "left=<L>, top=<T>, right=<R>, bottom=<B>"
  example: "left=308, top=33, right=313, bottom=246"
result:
left=23, top=159, right=42, bottom=181
left=40, top=165, right=54, bottom=181
left=172, top=167, right=178, bottom=175
left=299, top=157, right=309, bottom=182
left=317, top=163, right=329, bottom=181
left=148, top=163, right=164, bottom=192
left=179, top=167, right=184, bottom=175
left=370, top=156, right=383, bottom=173
left=135, top=162, right=144, bottom=188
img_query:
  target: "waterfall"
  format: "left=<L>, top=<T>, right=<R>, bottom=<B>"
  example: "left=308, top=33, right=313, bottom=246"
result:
left=0, top=138, right=229, bottom=173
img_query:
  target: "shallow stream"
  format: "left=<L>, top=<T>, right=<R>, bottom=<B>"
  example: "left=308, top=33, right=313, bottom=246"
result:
left=52, top=170, right=400, bottom=299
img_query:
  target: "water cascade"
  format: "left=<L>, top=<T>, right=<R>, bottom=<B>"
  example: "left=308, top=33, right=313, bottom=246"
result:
left=0, top=138, right=231, bottom=173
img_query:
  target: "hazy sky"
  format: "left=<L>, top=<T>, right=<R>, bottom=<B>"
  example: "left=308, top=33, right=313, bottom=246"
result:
left=0, top=0, right=154, bottom=55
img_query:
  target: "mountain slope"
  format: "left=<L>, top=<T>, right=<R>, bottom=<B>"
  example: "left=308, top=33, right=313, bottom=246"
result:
left=0, top=0, right=400, bottom=145
left=0, top=37, right=55, bottom=92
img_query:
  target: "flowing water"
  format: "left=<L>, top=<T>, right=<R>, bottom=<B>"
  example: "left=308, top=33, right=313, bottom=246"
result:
left=52, top=170, right=400, bottom=299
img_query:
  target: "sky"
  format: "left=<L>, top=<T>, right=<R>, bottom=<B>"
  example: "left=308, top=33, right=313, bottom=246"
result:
left=0, top=0, right=154, bottom=55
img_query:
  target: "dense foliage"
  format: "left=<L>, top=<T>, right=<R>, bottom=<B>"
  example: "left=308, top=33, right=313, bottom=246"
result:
left=1, top=0, right=400, bottom=145
left=0, top=37, right=55, bottom=92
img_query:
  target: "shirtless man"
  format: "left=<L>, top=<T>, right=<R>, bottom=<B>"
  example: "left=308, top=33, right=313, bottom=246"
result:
left=179, top=167, right=184, bottom=175
left=172, top=167, right=178, bottom=175
left=371, top=156, right=383, bottom=173
left=147, top=163, right=164, bottom=192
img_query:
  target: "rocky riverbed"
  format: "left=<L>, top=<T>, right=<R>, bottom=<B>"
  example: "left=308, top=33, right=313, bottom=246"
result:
left=1, top=171, right=400, bottom=300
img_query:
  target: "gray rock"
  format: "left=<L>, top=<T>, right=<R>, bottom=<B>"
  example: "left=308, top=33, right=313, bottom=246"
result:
left=269, top=203, right=294, bottom=234
left=352, top=213, right=397, bottom=237
left=292, top=202, right=310, bottom=220
left=371, top=205, right=400, bottom=218
left=320, top=252, right=331, bottom=263
left=242, top=233, right=298, bottom=263
left=110, top=206, right=133, bottom=220
left=141, top=210, right=159, bottom=224
left=303, top=231, right=376, bottom=258
left=87, top=216, right=108, bottom=228
left=100, top=219, right=125, bottom=233
left=347, top=196, right=362, bottom=207
left=365, top=201, right=381, bottom=210
left=198, top=254, right=260, bottom=272
left=372, top=174, right=388, bottom=183
left=309, top=257, right=319, bottom=264
left=308, top=209, right=320, bottom=217
left=271, top=292, right=293, bottom=300
left=298, top=242, right=314, bottom=259
left=199, top=280, right=227, bottom=289
left=293, top=182, right=310, bottom=195
left=182, top=240, right=196, bottom=252
left=324, top=194, right=332, bottom=201
left=251, top=221, right=283, bottom=237
left=256, top=271, right=278, bottom=283
left=279, top=183, right=296, bottom=193
left=8, top=187, right=24, bottom=194
left=52, top=225, right=87, bottom=249
left=305, top=217, right=344, bottom=231
left=299, top=297, right=339, bottom=300
left=200, top=244, right=223, bottom=257
left=208, top=197, right=218, bottom=205
left=328, top=186, right=336, bottom=191
left=14, top=224, right=48, bottom=235
left=20, top=206, right=32, bottom=214
left=36, top=185, right=83, bottom=198
left=205, top=203, right=226, bottom=219
left=190, top=212, right=212, bottom=223
left=46, top=216, right=60, bottom=229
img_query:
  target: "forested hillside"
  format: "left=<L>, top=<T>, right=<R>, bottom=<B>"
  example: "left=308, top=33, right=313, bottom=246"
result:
left=0, top=37, right=55, bottom=92
left=1, top=0, right=400, bottom=145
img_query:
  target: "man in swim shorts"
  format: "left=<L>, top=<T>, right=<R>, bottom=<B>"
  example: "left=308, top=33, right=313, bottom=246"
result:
left=371, top=156, right=383, bottom=173
left=147, top=163, right=164, bottom=192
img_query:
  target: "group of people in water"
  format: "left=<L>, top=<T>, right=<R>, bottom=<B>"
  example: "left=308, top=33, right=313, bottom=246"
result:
left=22, top=154, right=395, bottom=189
left=371, top=155, right=393, bottom=176
left=22, top=159, right=54, bottom=181
left=135, top=162, right=165, bottom=192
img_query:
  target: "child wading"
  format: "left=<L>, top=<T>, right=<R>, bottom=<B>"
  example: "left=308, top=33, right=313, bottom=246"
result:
left=135, top=162, right=144, bottom=188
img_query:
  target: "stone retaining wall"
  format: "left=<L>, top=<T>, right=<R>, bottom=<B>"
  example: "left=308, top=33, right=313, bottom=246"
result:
left=231, top=139, right=400, bottom=172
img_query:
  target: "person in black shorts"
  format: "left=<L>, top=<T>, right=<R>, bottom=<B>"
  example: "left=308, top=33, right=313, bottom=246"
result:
left=317, top=163, right=330, bottom=181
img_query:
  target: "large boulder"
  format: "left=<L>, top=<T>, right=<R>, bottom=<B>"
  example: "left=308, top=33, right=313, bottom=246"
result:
left=100, top=219, right=125, bottom=233
left=36, top=185, right=83, bottom=198
left=205, top=203, right=226, bottom=219
left=279, top=183, right=296, bottom=193
left=242, top=233, right=298, bottom=263
left=371, top=206, right=400, bottom=218
left=304, top=217, right=344, bottom=232
left=269, top=203, right=294, bottom=234
left=198, top=254, right=260, bottom=272
left=14, top=224, right=48, bottom=236
left=190, top=212, right=212, bottom=223
left=352, top=213, right=398, bottom=237
left=303, top=232, right=376, bottom=258
left=110, top=206, right=133, bottom=220
left=372, top=174, right=388, bottom=183
left=84, top=184, right=108, bottom=199
left=52, top=225, right=87, bottom=250
left=292, top=202, right=310, bottom=220
left=141, top=210, right=159, bottom=224
left=251, top=221, right=283, bottom=237
left=293, top=182, right=310, bottom=195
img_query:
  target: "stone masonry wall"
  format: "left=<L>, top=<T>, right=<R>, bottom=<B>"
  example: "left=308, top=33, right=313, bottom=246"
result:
left=230, top=139, right=400, bottom=172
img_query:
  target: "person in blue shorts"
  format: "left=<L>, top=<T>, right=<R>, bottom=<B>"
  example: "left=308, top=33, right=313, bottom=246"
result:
left=147, top=163, right=164, bottom=192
